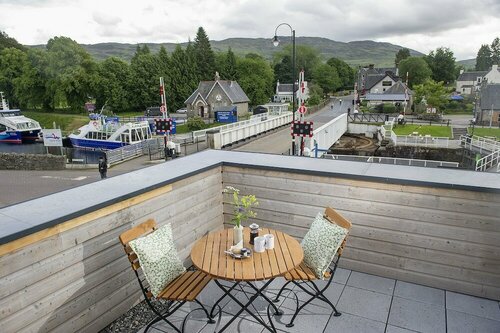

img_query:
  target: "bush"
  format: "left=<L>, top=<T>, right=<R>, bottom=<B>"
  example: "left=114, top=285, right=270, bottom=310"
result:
left=186, top=116, right=206, bottom=131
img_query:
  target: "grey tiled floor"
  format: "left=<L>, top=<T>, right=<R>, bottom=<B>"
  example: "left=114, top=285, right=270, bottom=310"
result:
left=138, top=269, right=500, bottom=333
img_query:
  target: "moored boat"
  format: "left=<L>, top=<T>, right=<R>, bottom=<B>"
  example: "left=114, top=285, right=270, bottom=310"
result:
left=0, top=92, right=42, bottom=144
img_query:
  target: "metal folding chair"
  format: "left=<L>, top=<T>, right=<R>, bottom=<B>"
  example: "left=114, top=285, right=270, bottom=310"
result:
left=273, top=207, right=352, bottom=327
left=119, top=219, right=216, bottom=333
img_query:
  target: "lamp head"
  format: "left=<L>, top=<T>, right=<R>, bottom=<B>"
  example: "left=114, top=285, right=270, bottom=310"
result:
left=272, top=35, right=280, bottom=47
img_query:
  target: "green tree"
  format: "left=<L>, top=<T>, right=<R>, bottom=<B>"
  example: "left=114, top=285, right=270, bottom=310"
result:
left=273, top=45, right=321, bottom=82
left=425, top=47, right=456, bottom=83
left=399, top=57, right=432, bottom=88
left=128, top=47, right=161, bottom=112
left=93, top=57, right=131, bottom=112
left=0, top=47, right=29, bottom=107
left=491, top=37, right=500, bottom=65
left=395, top=48, right=411, bottom=67
left=216, top=48, right=238, bottom=81
left=311, top=63, right=341, bottom=93
left=13, top=48, right=48, bottom=109
left=273, top=54, right=293, bottom=84
left=43, top=36, right=96, bottom=111
left=236, top=57, right=274, bottom=106
left=157, top=46, right=176, bottom=112
left=0, top=31, right=25, bottom=52
left=413, top=79, right=448, bottom=112
left=326, top=57, right=355, bottom=88
left=194, top=27, right=215, bottom=81
left=306, top=82, right=323, bottom=106
left=170, top=44, right=199, bottom=110
left=475, top=44, right=492, bottom=71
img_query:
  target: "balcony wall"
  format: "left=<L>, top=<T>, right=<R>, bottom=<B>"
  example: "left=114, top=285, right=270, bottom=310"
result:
left=0, top=150, right=499, bottom=333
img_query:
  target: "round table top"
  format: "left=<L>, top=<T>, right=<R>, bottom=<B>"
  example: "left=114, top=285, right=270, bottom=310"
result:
left=191, top=227, right=304, bottom=281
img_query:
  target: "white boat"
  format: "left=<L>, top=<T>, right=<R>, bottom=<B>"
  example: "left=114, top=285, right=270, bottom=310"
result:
left=0, top=92, right=42, bottom=144
left=68, top=114, right=152, bottom=150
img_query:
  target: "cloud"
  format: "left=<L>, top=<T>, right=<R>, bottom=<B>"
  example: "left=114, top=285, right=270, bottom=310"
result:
left=92, top=12, right=122, bottom=26
left=0, top=0, right=498, bottom=59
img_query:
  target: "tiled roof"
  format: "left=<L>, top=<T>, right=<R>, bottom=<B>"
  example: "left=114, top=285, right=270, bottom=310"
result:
left=364, top=74, right=385, bottom=90
left=185, top=80, right=249, bottom=104
left=479, top=84, right=500, bottom=110
left=384, top=81, right=412, bottom=95
left=457, top=71, right=487, bottom=82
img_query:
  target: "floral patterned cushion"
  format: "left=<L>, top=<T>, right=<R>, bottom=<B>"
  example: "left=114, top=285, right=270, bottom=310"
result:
left=129, top=224, right=185, bottom=297
left=301, top=212, right=349, bottom=279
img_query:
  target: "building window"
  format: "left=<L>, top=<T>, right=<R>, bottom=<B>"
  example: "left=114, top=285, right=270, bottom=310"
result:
left=382, top=81, right=392, bottom=86
left=477, top=77, right=481, bottom=83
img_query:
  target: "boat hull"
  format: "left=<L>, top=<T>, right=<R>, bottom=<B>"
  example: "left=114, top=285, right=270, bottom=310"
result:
left=69, top=137, right=128, bottom=150
left=0, top=130, right=40, bottom=144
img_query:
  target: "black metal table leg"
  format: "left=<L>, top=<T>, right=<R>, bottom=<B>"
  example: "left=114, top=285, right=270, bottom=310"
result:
left=213, top=279, right=279, bottom=333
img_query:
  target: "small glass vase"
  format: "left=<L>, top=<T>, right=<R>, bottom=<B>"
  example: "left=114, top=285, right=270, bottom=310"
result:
left=233, top=224, right=244, bottom=245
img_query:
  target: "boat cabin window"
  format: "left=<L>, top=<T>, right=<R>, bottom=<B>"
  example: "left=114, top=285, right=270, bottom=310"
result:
left=0, top=124, right=6, bottom=131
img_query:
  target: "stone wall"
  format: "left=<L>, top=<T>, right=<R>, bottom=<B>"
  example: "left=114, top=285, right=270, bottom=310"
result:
left=0, top=153, right=65, bottom=170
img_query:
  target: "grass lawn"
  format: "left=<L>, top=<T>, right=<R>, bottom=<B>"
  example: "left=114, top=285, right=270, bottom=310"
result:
left=469, top=127, right=500, bottom=139
left=393, top=124, right=452, bottom=138
left=24, top=111, right=89, bottom=135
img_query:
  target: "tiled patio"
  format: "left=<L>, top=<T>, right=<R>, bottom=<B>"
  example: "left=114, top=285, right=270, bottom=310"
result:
left=137, top=269, right=500, bottom=333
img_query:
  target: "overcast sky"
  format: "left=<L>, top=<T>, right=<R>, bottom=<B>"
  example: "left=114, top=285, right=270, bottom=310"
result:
left=1, top=0, right=499, bottom=60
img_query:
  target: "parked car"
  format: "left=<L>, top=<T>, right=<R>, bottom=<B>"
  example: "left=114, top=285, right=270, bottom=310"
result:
left=176, top=108, right=187, bottom=114
left=145, top=106, right=162, bottom=117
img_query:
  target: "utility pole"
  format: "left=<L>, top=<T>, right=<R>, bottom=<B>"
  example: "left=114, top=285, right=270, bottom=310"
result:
left=490, top=104, right=493, bottom=128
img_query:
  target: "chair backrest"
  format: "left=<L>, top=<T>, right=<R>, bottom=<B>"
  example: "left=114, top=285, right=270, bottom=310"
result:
left=324, top=207, right=352, bottom=256
left=119, top=219, right=157, bottom=298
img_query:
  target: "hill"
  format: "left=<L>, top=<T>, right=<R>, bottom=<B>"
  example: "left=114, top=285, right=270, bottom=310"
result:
left=457, top=58, right=476, bottom=70
left=32, top=37, right=424, bottom=67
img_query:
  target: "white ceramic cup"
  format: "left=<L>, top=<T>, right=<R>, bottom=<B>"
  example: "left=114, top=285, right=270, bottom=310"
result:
left=254, top=236, right=266, bottom=253
left=264, top=234, right=274, bottom=250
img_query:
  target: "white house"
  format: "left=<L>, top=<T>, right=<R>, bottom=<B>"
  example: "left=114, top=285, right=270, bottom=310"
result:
left=484, top=64, right=500, bottom=84
left=273, top=81, right=309, bottom=104
left=456, top=65, right=500, bottom=95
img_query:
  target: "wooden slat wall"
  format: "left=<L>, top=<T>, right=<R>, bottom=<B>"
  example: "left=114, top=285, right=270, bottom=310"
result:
left=0, top=167, right=224, bottom=333
left=222, top=166, right=500, bottom=300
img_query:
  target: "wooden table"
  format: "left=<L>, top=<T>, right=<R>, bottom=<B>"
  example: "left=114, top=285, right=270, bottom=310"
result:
left=191, top=227, right=304, bottom=332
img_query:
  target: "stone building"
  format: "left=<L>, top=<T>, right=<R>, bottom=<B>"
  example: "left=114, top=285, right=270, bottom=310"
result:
left=185, top=74, right=249, bottom=120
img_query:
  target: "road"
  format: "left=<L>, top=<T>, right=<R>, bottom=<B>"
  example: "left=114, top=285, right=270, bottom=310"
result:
left=234, top=96, right=352, bottom=154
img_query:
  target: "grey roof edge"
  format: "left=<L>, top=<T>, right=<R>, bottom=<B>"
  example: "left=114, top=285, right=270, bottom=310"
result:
left=1, top=150, right=499, bottom=245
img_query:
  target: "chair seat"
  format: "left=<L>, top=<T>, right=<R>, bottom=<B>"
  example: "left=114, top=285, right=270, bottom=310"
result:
left=284, top=262, right=317, bottom=281
left=158, top=270, right=211, bottom=301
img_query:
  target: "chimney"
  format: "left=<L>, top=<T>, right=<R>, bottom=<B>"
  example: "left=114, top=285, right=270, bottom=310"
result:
left=492, top=64, right=498, bottom=72
left=369, top=64, right=374, bottom=69
left=460, top=69, right=464, bottom=75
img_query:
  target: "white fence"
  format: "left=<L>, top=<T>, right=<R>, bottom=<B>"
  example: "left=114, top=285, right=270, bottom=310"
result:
left=217, top=112, right=293, bottom=148
left=461, top=135, right=500, bottom=154
left=309, top=113, right=348, bottom=158
left=323, top=154, right=459, bottom=168
left=105, top=138, right=164, bottom=164
left=380, top=120, right=460, bottom=148
left=192, top=112, right=270, bottom=139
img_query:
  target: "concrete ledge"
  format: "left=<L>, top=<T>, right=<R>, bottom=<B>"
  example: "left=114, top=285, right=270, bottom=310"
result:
left=1, top=149, right=499, bottom=245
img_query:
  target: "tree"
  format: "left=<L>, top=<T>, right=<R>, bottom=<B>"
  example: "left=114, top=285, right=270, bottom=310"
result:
left=128, top=48, right=161, bottom=112
left=0, top=47, right=29, bottom=107
left=169, top=44, right=199, bottom=110
left=395, top=48, right=411, bottom=67
left=413, top=79, right=448, bottom=112
left=13, top=48, right=49, bottom=109
left=475, top=44, right=492, bottom=71
left=398, top=57, right=432, bottom=88
left=217, top=48, right=238, bottom=81
left=0, top=31, right=25, bottom=52
left=194, top=27, right=215, bottom=81
left=236, top=57, right=274, bottom=106
left=93, top=57, right=131, bottom=112
left=425, top=47, right=456, bottom=83
left=491, top=37, right=500, bottom=65
left=326, top=57, right=355, bottom=88
left=311, top=63, right=341, bottom=93
left=273, top=45, right=321, bottom=82
left=273, top=54, right=293, bottom=84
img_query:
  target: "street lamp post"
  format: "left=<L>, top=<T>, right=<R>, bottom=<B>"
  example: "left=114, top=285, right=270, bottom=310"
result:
left=273, top=23, right=296, bottom=155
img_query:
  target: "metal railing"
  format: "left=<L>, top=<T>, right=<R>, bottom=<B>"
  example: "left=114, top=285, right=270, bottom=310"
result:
left=105, top=138, right=161, bottom=164
left=348, top=113, right=396, bottom=123
left=460, top=135, right=500, bottom=154
left=323, top=154, right=460, bottom=168
left=475, top=150, right=500, bottom=172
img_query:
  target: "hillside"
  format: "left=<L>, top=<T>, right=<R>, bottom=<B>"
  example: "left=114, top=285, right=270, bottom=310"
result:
left=457, top=58, right=476, bottom=69
left=32, top=37, right=424, bottom=67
